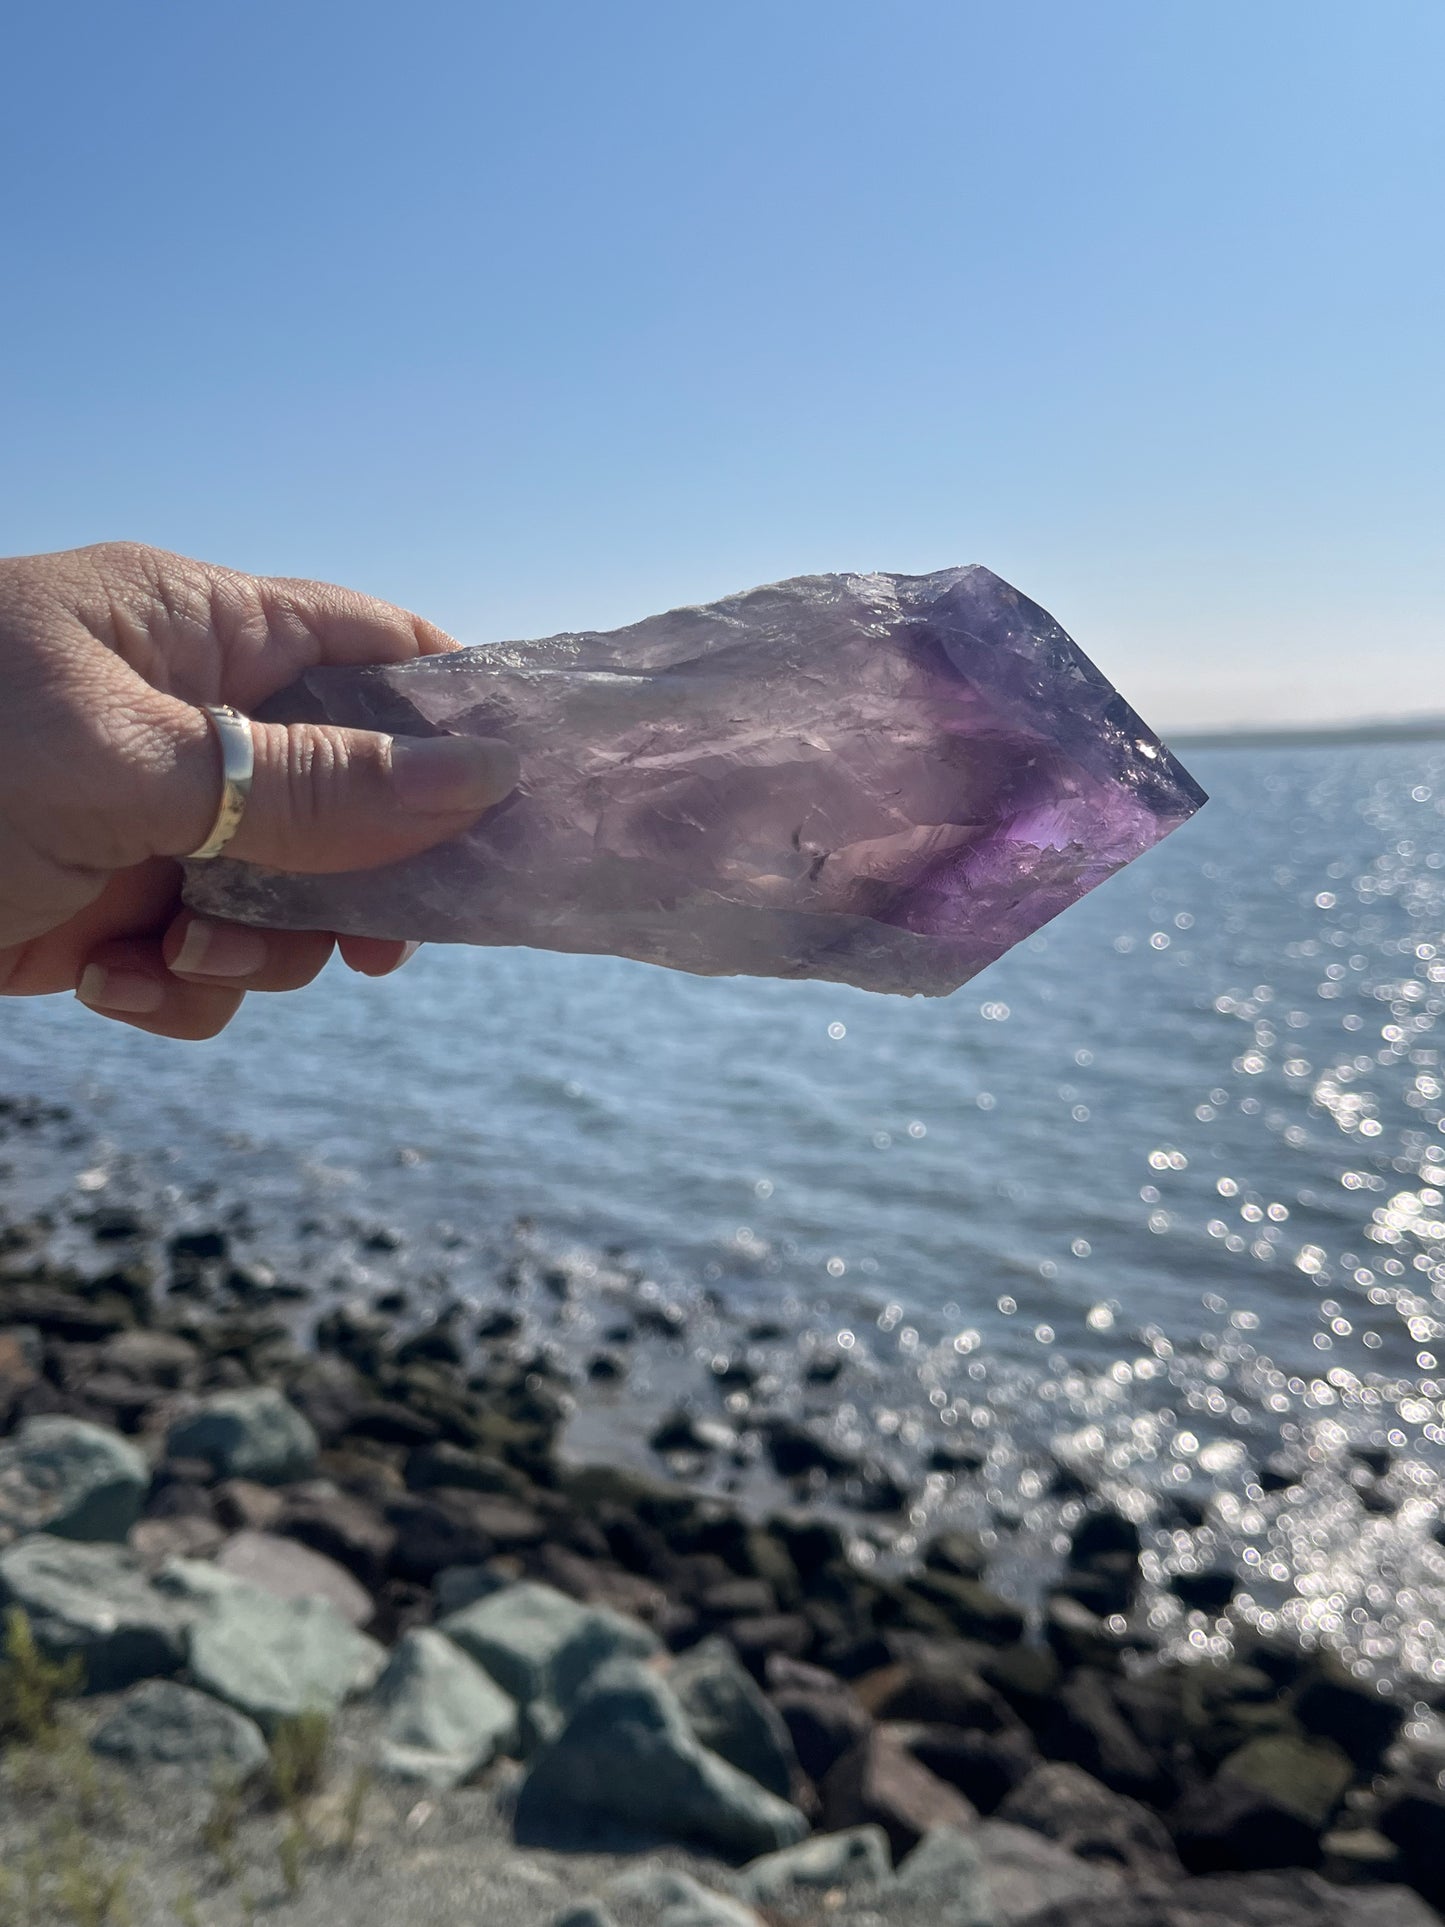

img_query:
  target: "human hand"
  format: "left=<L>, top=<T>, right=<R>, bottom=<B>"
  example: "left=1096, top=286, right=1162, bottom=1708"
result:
left=0, top=542, right=518, bottom=1039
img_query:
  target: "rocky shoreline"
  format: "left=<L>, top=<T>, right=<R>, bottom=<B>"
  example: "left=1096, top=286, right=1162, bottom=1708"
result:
left=2, top=1115, right=1444, bottom=1924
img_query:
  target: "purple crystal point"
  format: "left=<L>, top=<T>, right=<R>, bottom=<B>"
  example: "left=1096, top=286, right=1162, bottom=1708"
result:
left=183, top=568, right=1206, bottom=997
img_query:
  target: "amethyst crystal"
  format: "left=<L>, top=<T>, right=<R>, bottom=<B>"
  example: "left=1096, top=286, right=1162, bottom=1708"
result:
left=184, top=567, right=1205, bottom=997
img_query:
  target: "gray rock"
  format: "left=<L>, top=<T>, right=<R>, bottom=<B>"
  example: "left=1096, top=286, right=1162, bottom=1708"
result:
left=822, top=1725, right=978, bottom=1861
left=215, top=1529, right=374, bottom=1627
left=91, top=1678, right=268, bottom=1775
left=102, top=1329, right=199, bottom=1389
left=0, top=1535, right=188, bottom=1691
left=553, top=1606, right=663, bottom=1713
left=924, top=1530, right=990, bottom=1580
left=610, top=1868, right=711, bottom=1910
left=519, top=1694, right=568, bottom=1758
left=163, top=1557, right=384, bottom=1732
left=826, top=1824, right=992, bottom=1927
left=972, top=1818, right=1121, bottom=1923
left=434, top=1562, right=506, bottom=1616
left=1222, top=1731, right=1352, bottom=1829
left=371, top=1627, right=517, bottom=1787
left=998, top=1761, right=1182, bottom=1880
left=609, top=1869, right=759, bottom=1927
left=1012, top=1869, right=1434, bottom=1926
left=737, top=1826, right=892, bottom=1907
left=1172, top=1732, right=1354, bottom=1872
left=1349, top=1889, right=1445, bottom=1927
left=883, top=1826, right=994, bottom=1926
left=516, top=1659, right=808, bottom=1860
left=662, top=1896, right=761, bottom=1927
left=166, top=1387, right=317, bottom=1485
left=553, top=1907, right=619, bottom=1927
left=0, top=1416, right=148, bottom=1542
left=439, top=1579, right=590, bottom=1703
left=772, top=1675, right=874, bottom=1783
left=669, top=1636, right=798, bottom=1799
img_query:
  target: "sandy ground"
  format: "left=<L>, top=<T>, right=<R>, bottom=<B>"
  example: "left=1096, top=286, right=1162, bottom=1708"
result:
left=0, top=1702, right=756, bottom=1927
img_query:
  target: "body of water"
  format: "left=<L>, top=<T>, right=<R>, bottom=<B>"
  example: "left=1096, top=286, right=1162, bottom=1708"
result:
left=4, top=741, right=1445, bottom=1691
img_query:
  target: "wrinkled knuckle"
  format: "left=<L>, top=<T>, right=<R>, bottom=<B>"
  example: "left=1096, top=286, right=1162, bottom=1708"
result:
left=282, top=725, right=362, bottom=834
left=78, top=541, right=167, bottom=584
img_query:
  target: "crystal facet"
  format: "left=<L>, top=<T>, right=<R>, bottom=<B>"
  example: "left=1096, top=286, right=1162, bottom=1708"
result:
left=184, top=567, right=1206, bottom=997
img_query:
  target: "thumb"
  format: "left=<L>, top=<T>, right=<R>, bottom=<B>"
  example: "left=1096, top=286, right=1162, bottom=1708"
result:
left=151, top=697, right=520, bottom=874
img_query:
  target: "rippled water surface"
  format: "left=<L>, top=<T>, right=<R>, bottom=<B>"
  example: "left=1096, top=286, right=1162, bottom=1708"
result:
left=4, top=742, right=1445, bottom=1689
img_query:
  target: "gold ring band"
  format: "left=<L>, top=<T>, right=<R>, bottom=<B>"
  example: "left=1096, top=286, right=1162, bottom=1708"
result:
left=186, top=704, right=255, bottom=861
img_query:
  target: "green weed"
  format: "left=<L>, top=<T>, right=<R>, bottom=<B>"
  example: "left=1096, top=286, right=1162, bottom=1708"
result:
left=278, top=1818, right=307, bottom=1897
left=7, top=1722, right=128, bottom=1827
left=199, top=1770, right=246, bottom=1884
left=268, top=1709, right=331, bottom=1809
left=0, top=1606, right=83, bottom=1747
left=55, top=1846, right=133, bottom=1927
left=338, top=1764, right=373, bottom=1856
left=1, top=1814, right=133, bottom=1926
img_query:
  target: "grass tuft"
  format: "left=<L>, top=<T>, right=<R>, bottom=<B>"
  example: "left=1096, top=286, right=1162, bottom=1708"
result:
left=0, top=1814, right=133, bottom=1926
left=268, top=1709, right=332, bottom=1809
left=278, top=1818, right=307, bottom=1898
left=199, top=1770, right=246, bottom=1884
left=338, top=1764, right=373, bottom=1856
left=0, top=1606, right=84, bottom=1748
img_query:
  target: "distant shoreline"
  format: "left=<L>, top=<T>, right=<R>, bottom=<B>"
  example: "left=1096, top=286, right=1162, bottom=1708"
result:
left=1168, top=715, right=1445, bottom=750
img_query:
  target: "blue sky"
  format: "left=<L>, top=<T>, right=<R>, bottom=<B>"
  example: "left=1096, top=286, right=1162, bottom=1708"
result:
left=3, top=2, right=1440, bottom=729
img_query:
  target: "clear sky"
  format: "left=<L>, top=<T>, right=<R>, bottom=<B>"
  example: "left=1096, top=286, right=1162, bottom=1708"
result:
left=3, top=2, right=1440, bottom=730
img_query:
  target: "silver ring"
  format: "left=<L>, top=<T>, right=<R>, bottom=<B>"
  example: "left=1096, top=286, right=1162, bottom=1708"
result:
left=186, top=704, right=255, bottom=861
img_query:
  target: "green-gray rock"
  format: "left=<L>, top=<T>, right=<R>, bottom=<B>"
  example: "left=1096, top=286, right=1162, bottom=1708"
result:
left=439, top=1579, right=590, bottom=1703
left=0, top=1416, right=148, bottom=1543
left=0, top=1536, right=188, bottom=1692
left=553, top=1907, right=618, bottom=1927
left=969, top=1818, right=1121, bottom=1924
left=553, top=1605, right=663, bottom=1712
left=516, top=1659, right=808, bottom=1861
left=163, top=1557, right=384, bottom=1733
left=91, top=1678, right=269, bottom=1776
left=166, top=1387, right=317, bottom=1485
left=670, top=1637, right=798, bottom=1799
left=737, top=1826, right=892, bottom=1906
left=371, top=1627, right=517, bottom=1787
left=1220, top=1732, right=1354, bottom=1829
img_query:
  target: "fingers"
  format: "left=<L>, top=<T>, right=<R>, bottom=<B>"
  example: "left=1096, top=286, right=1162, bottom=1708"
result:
left=245, top=569, right=462, bottom=674
left=74, top=914, right=421, bottom=1038
left=337, top=935, right=420, bottom=977
left=164, top=915, right=335, bottom=992
left=3, top=544, right=519, bottom=883
left=59, top=544, right=463, bottom=710
left=140, top=695, right=520, bottom=874
left=76, top=935, right=246, bottom=1041
left=163, top=916, right=416, bottom=987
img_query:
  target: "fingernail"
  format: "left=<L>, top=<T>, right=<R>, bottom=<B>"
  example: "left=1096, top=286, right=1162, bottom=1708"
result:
left=172, top=920, right=270, bottom=980
left=392, top=941, right=421, bottom=973
left=77, top=966, right=165, bottom=1014
left=389, top=735, right=519, bottom=814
